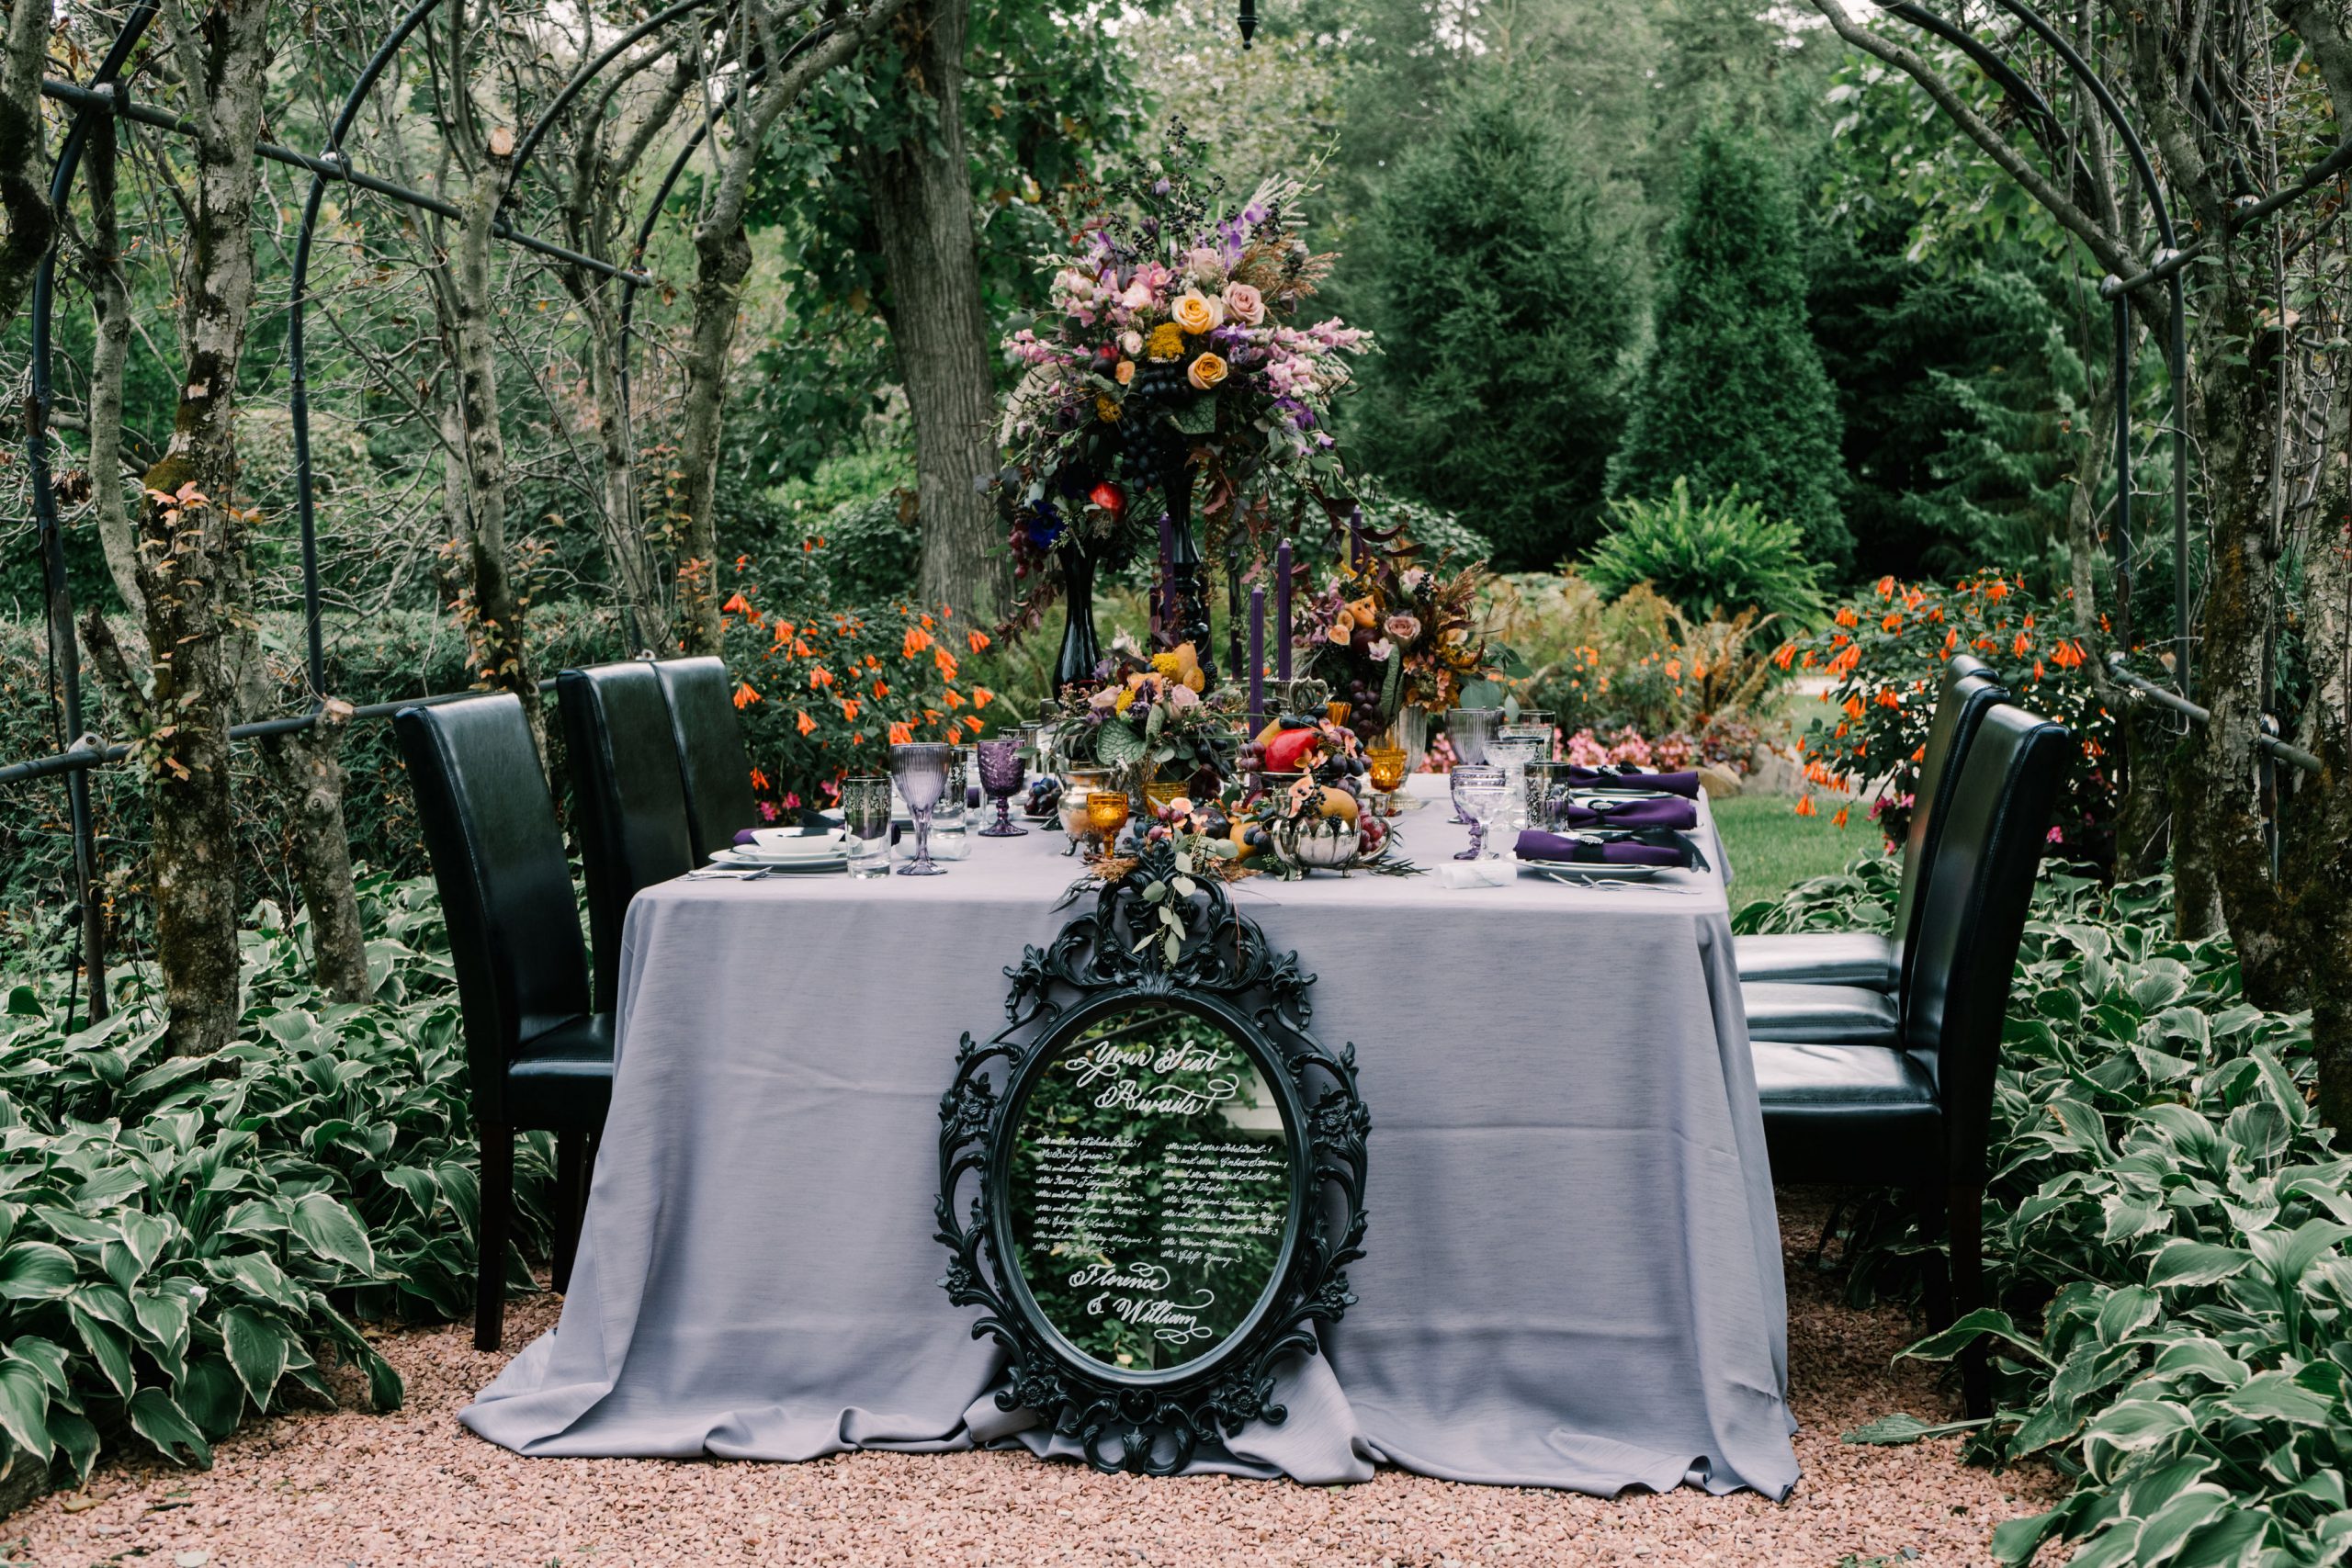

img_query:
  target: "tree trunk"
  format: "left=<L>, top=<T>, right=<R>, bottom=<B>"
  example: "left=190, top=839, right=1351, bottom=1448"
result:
left=0, top=0, right=55, bottom=331
left=82, top=92, right=145, bottom=645
left=864, top=0, right=1004, bottom=624
left=447, top=163, right=545, bottom=761
left=2169, top=270, right=2292, bottom=989
left=257, top=702, right=370, bottom=1002
left=584, top=307, right=667, bottom=649
left=133, top=0, right=275, bottom=1055
left=2288, top=527, right=2352, bottom=1132
left=675, top=216, right=752, bottom=655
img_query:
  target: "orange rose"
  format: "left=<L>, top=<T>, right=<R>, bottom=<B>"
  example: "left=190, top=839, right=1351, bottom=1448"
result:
left=1187, top=351, right=1229, bottom=391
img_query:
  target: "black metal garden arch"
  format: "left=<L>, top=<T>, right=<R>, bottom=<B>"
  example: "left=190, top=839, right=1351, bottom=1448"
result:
left=6, top=0, right=2335, bottom=1019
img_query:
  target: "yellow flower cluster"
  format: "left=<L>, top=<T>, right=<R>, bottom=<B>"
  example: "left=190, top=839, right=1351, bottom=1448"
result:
left=1147, top=322, right=1186, bottom=361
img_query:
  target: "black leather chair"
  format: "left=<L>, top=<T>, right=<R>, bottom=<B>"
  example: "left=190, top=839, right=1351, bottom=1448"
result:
left=1737, top=654, right=2005, bottom=994
left=558, top=661, right=696, bottom=1015
left=1738, top=656, right=2007, bottom=1044
left=395, top=694, right=613, bottom=1351
left=651, top=655, right=758, bottom=863
left=1753, top=702, right=2070, bottom=1414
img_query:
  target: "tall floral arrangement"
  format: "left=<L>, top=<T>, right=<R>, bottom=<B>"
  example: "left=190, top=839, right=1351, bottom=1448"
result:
left=1294, top=547, right=1494, bottom=747
left=996, top=128, right=1374, bottom=591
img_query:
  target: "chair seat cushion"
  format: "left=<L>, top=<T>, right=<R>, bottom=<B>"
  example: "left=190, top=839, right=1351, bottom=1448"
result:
left=1740, top=981, right=1898, bottom=1045
left=1754, top=1040, right=1939, bottom=1186
left=1733, top=931, right=1893, bottom=989
left=507, top=1013, right=616, bottom=1133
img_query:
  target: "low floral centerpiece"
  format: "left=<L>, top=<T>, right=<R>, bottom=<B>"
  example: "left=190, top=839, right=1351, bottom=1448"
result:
left=995, top=127, right=1374, bottom=689
left=1231, top=713, right=1414, bottom=878
left=1050, top=642, right=1239, bottom=801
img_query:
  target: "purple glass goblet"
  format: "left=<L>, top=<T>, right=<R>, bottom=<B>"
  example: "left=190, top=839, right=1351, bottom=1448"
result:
left=977, top=738, right=1029, bottom=837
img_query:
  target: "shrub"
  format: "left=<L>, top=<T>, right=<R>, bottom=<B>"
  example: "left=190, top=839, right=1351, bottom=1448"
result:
left=1582, top=478, right=1826, bottom=623
left=1610, top=124, right=1850, bottom=570
left=1739, top=862, right=2344, bottom=1568
left=1776, top=570, right=2115, bottom=859
left=1484, top=573, right=1785, bottom=763
left=1346, top=73, right=1645, bottom=570
left=714, top=559, right=999, bottom=810
left=0, top=873, right=552, bottom=1489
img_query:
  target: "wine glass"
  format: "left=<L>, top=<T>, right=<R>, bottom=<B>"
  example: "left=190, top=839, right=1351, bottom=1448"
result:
left=1450, top=764, right=1509, bottom=860
left=1367, top=747, right=1408, bottom=816
left=1443, top=708, right=1499, bottom=822
left=977, top=739, right=1028, bottom=837
left=1486, top=732, right=1544, bottom=832
left=1526, top=759, right=1573, bottom=832
left=888, top=742, right=953, bottom=875
left=1084, top=790, right=1131, bottom=853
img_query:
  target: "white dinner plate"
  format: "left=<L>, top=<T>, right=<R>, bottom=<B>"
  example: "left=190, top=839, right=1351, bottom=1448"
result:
left=706, top=846, right=848, bottom=874
left=1519, top=861, right=1665, bottom=884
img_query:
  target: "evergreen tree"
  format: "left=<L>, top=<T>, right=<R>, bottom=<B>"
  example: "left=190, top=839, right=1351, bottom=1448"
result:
left=1346, top=74, right=1644, bottom=570
left=1609, top=125, right=1850, bottom=570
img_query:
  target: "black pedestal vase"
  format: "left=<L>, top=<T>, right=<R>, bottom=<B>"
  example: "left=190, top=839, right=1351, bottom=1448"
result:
left=1159, top=459, right=1217, bottom=687
left=1052, top=540, right=1102, bottom=694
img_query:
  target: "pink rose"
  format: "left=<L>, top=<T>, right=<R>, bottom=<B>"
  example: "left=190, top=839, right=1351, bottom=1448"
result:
left=1385, top=614, right=1421, bottom=642
left=1223, top=282, right=1265, bottom=325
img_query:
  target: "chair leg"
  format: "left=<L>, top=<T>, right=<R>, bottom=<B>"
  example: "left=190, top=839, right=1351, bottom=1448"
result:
left=476, top=1122, right=514, bottom=1353
left=1950, top=1182, right=1989, bottom=1418
left=553, top=1130, right=586, bottom=1294
left=1916, top=1185, right=1951, bottom=1332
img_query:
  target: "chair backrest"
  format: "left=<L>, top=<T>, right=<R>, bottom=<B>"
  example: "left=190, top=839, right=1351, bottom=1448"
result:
left=1899, top=701, right=2071, bottom=1185
left=651, top=655, right=758, bottom=863
left=1889, top=655, right=2008, bottom=999
left=395, top=694, right=591, bottom=1123
left=558, top=661, right=695, bottom=1013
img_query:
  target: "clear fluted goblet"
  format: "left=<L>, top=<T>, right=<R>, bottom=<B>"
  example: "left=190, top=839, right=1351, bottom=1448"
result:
left=888, top=742, right=953, bottom=875
left=1443, top=707, right=1500, bottom=822
left=1449, top=764, right=1509, bottom=861
left=977, top=738, right=1028, bottom=837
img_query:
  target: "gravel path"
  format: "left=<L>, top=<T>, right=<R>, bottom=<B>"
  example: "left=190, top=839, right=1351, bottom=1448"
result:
left=1, top=1191, right=2060, bottom=1567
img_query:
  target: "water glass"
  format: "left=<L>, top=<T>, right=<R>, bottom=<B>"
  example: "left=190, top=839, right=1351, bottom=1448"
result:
left=1449, top=764, right=1509, bottom=860
left=1526, top=760, right=1576, bottom=832
left=1486, top=732, right=1545, bottom=831
left=840, top=775, right=893, bottom=878
left=888, top=743, right=952, bottom=875
left=927, top=746, right=973, bottom=861
left=978, top=739, right=1028, bottom=836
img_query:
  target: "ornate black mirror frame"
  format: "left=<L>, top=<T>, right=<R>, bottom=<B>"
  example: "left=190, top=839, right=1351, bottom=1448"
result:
left=936, top=840, right=1370, bottom=1474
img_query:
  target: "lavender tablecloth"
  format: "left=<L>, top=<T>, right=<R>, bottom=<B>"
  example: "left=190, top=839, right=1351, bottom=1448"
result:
left=461, top=777, right=1796, bottom=1498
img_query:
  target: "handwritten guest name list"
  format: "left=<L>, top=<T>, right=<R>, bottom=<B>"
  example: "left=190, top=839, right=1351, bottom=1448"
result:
left=1013, top=1015, right=1291, bottom=1365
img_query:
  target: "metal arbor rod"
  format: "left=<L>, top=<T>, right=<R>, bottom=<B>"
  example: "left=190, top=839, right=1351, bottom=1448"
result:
left=37, top=78, right=653, bottom=285
left=26, top=0, right=160, bottom=1025
left=1978, top=0, right=2192, bottom=701
left=287, top=0, right=451, bottom=699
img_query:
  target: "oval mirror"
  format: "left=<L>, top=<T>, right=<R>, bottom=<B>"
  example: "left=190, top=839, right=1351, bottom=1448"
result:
left=1004, top=1000, right=1297, bottom=1378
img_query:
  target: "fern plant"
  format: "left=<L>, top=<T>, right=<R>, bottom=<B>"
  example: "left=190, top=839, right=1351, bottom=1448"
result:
left=1581, top=478, right=1826, bottom=624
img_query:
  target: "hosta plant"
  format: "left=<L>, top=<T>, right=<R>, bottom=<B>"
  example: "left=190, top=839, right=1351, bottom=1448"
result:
left=1743, top=861, right=2350, bottom=1567
left=0, top=873, right=550, bottom=1491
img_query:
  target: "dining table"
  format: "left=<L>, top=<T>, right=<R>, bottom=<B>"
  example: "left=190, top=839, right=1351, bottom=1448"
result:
left=460, top=773, right=1800, bottom=1500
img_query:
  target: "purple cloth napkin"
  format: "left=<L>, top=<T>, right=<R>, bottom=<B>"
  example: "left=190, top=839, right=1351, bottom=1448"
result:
left=733, top=828, right=759, bottom=847
left=1565, top=766, right=1702, bottom=799
left=1563, top=795, right=1697, bottom=830
left=1516, top=829, right=1687, bottom=867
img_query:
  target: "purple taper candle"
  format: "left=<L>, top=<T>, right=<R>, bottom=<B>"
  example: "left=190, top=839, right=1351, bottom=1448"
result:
left=1274, top=538, right=1293, bottom=680
left=1249, top=586, right=1265, bottom=731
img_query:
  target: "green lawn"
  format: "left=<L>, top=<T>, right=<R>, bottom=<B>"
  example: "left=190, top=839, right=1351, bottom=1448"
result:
left=1711, top=793, right=1882, bottom=908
